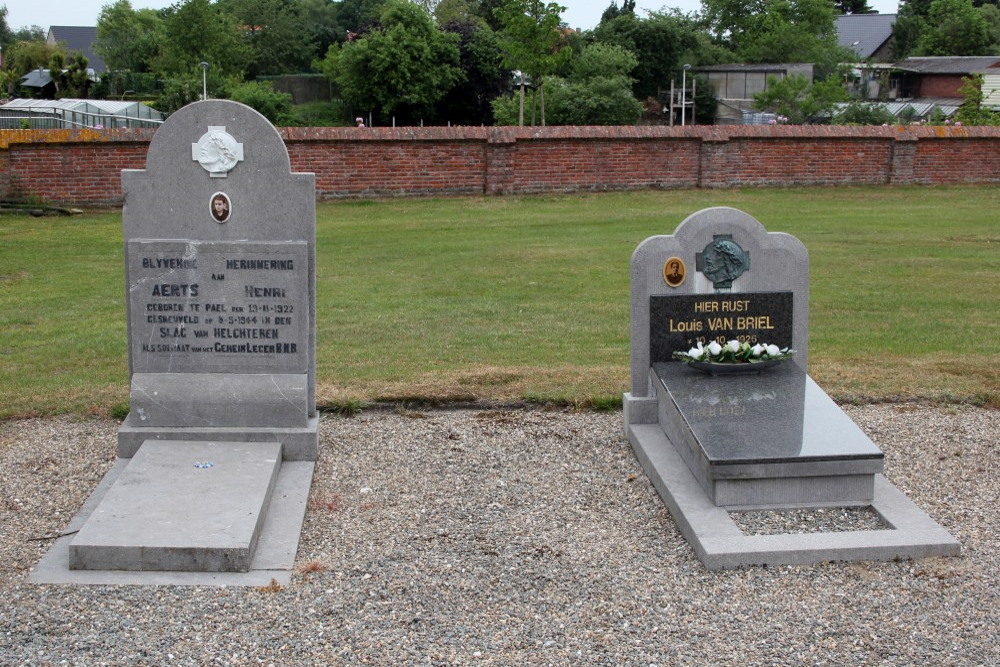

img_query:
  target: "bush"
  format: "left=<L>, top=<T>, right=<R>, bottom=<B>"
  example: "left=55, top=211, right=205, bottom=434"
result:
left=287, top=100, right=348, bottom=127
left=492, top=76, right=642, bottom=126
left=229, top=81, right=294, bottom=125
left=832, top=101, right=898, bottom=125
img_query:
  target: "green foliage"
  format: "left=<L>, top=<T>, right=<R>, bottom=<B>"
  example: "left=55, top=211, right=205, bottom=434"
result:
left=834, top=0, right=873, bottom=12
left=49, top=52, right=92, bottom=98
left=590, top=11, right=700, bottom=101
left=152, top=75, right=218, bottom=114
left=753, top=74, right=848, bottom=124
left=287, top=100, right=349, bottom=126
left=702, top=0, right=851, bottom=73
left=437, top=20, right=509, bottom=125
left=493, top=74, right=642, bottom=125
left=494, top=0, right=570, bottom=125
left=914, top=0, right=994, bottom=56
left=318, top=0, right=463, bottom=124
left=229, top=80, right=295, bottom=124
left=569, top=42, right=637, bottom=82
left=158, top=0, right=253, bottom=78
left=0, top=5, right=13, bottom=50
left=4, top=38, right=60, bottom=75
left=217, top=0, right=318, bottom=77
left=493, top=40, right=642, bottom=126
left=955, top=74, right=1000, bottom=125
left=832, top=101, right=898, bottom=125
left=95, top=0, right=165, bottom=73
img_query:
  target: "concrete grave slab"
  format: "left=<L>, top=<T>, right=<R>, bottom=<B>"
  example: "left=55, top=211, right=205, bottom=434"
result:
left=31, top=456, right=314, bottom=587
left=69, top=440, right=281, bottom=572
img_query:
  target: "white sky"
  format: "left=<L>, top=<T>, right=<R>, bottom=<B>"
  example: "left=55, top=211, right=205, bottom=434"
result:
left=4, top=0, right=902, bottom=34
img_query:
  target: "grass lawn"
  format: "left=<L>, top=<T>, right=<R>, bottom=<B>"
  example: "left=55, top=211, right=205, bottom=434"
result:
left=1, top=186, right=998, bottom=419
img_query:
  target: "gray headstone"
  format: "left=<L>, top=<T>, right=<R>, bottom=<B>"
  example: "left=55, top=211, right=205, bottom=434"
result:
left=627, top=207, right=809, bottom=400
left=117, top=100, right=318, bottom=460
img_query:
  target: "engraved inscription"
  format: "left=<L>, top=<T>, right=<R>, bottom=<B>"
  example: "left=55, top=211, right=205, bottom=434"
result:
left=128, top=241, right=308, bottom=373
left=649, top=292, right=793, bottom=363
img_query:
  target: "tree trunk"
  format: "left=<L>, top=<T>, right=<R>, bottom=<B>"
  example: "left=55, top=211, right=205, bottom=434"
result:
left=518, top=80, right=525, bottom=126
left=540, top=76, right=545, bottom=127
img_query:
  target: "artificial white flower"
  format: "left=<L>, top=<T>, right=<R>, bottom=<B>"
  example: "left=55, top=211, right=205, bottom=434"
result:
left=707, top=341, right=722, bottom=356
left=751, top=344, right=764, bottom=356
left=687, top=343, right=705, bottom=360
left=765, top=344, right=781, bottom=356
left=726, top=340, right=741, bottom=353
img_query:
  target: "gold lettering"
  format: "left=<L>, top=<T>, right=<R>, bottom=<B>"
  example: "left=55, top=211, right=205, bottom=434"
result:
left=721, top=299, right=750, bottom=312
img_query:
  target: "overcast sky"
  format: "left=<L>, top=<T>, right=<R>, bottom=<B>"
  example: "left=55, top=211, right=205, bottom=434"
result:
left=5, top=0, right=901, bottom=34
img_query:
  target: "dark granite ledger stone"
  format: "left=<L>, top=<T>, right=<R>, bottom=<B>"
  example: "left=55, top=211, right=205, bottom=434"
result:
left=649, top=292, right=794, bottom=364
left=652, top=362, right=883, bottom=466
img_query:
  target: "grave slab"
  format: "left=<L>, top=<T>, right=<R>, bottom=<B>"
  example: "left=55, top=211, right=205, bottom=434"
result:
left=31, top=458, right=314, bottom=586
left=69, top=440, right=281, bottom=572
left=651, top=362, right=883, bottom=507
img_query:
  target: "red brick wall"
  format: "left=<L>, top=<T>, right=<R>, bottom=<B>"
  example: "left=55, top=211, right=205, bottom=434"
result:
left=3, top=125, right=1000, bottom=207
left=917, top=75, right=966, bottom=98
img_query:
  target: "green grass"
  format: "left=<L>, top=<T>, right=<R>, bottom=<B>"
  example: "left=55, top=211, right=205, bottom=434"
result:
left=1, top=186, right=998, bottom=419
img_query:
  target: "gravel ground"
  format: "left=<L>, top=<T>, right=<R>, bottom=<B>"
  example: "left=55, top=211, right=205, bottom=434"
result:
left=0, top=404, right=997, bottom=665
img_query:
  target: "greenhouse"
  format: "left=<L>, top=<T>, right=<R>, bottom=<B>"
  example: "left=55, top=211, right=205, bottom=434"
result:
left=0, top=98, right=165, bottom=130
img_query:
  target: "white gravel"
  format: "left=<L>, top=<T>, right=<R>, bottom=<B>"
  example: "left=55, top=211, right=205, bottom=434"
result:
left=0, top=404, right=997, bottom=665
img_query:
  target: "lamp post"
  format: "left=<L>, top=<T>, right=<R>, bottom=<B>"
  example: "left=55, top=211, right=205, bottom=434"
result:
left=199, top=62, right=209, bottom=101
left=681, top=64, right=691, bottom=126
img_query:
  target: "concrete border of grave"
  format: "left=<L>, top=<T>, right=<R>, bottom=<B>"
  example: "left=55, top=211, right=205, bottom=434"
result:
left=623, top=207, right=960, bottom=569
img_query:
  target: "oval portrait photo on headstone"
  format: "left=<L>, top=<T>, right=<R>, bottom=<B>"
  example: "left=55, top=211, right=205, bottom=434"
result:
left=663, top=257, right=686, bottom=287
left=210, top=192, right=232, bottom=223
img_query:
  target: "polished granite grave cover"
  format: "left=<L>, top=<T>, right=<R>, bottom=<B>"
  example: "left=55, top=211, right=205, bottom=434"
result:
left=652, top=361, right=884, bottom=507
left=651, top=362, right=883, bottom=465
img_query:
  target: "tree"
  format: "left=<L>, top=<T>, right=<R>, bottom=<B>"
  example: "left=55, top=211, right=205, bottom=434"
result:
left=570, top=41, right=636, bottom=82
left=730, top=0, right=853, bottom=72
left=95, top=0, right=165, bottom=73
left=49, top=52, right=92, bottom=98
left=914, top=0, right=993, bottom=55
left=229, top=80, right=294, bottom=123
left=600, top=0, right=635, bottom=23
left=753, top=74, right=848, bottom=123
left=591, top=11, right=701, bottom=100
left=157, top=0, right=252, bottom=78
left=834, top=0, right=874, bottom=13
left=437, top=20, right=509, bottom=125
left=0, top=5, right=14, bottom=51
left=492, top=41, right=643, bottom=125
left=317, top=0, right=463, bottom=124
left=217, top=0, right=317, bottom=77
left=955, top=74, right=1000, bottom=124
left=494, top=0, right=570, bottom=125
left=702, top=0, right=849, bottom=70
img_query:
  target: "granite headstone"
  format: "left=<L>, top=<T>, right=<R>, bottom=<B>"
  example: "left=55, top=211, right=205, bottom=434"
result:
left=622, top=207, right=959, bottom=569
left=62, top=100, right=317, bottom=577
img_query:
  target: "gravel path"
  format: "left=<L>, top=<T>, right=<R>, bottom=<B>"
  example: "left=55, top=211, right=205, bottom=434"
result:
left=0, top=404, right=997, bottom=665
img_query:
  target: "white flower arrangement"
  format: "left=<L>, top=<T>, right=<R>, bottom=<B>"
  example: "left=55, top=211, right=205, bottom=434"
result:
left=672, top=340, right=794, bottom=364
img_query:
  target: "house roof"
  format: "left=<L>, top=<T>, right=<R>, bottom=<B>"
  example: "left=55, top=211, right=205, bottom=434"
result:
left=46, top=26, right=106, bottom=72
left=836, top=14, right=896, bottom=59
left=20, top=69, right=53, bottom=89
left=695, top=63, right=811, bottom=73
left=894, top=56, right=1000, bottom=74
